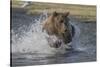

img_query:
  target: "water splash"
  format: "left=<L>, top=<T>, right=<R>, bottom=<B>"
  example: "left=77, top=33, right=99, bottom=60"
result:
left=11, top=12, right=81, bottom=55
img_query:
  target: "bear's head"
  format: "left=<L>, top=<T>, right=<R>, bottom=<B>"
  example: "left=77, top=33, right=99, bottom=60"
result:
left=43, top=11, right=72, bottom=45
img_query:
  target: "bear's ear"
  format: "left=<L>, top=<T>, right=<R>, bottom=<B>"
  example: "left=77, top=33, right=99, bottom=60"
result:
left=52, top=11, right=58, bottom=16
left=65, top=12, right=70, bottom=17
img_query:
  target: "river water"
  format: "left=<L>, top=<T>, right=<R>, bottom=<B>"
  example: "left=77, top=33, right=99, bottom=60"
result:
left=11, top=8, right=96, bottom=66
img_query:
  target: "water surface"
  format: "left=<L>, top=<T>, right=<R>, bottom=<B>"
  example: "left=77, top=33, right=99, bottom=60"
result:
left=11, top=8, right=96, bottom=66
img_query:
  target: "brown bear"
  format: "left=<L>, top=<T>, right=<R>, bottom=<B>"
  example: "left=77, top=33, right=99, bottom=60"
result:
left=42, top=11, right=74, bottom=48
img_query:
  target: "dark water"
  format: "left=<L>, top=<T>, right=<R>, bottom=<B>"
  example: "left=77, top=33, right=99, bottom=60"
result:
left=11, top=8, right=96, bottom=66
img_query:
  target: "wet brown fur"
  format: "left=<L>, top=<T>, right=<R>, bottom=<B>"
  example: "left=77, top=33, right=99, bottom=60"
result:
left=42, top=11, right=72, bottom=44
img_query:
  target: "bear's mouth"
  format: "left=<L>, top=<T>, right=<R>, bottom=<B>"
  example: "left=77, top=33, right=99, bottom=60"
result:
left=47, top=32, right=72, bottom=48
left=51, top=40, right=62, bottom=48
left=46, top=35, right=63, bottom=48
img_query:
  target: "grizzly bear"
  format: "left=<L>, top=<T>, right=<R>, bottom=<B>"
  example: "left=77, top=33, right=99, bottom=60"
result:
left=42, top=11, right=74, bottom=48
